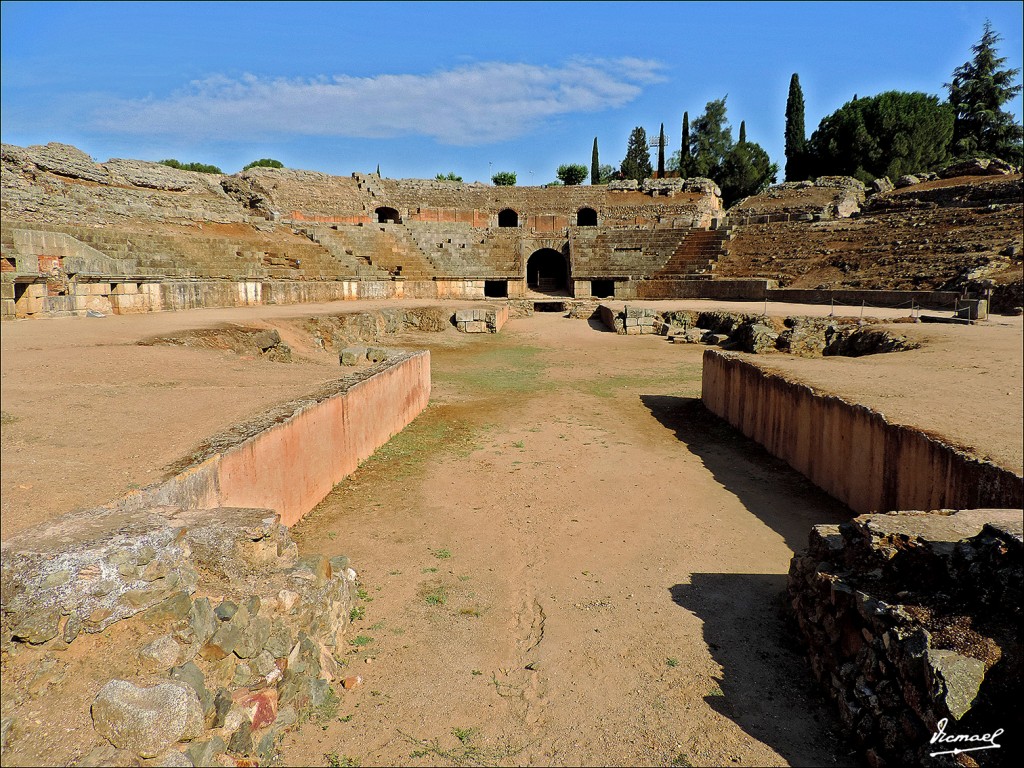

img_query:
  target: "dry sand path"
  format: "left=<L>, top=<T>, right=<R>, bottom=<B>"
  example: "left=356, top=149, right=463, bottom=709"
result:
left=282, top=313, right=853, bottom=767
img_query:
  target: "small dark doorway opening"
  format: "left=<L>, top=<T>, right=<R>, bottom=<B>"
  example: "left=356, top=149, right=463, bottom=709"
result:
left=498, top=209, right=519, bottom=227
left=375, top=206, right=401, bottom=223
left=577, top=207, right=598, bottom=226
left=484, top=280, right=508, bottom=298
left=591, top=279, right=615, bottom=298
left=527, top=248, right=569, bottom=294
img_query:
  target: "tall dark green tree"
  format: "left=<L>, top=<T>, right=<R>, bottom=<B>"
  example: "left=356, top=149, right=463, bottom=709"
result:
left=738, top=121, right=747, bottom=144
left=620, top=126, right=653, bottom=182
left=591, top=137, right=600, bottom=185
left=679, top=112, right=693, bottom=176
left=690, top=98, right=733, bottom=178
left=946, top=21, right=1023, bottom=163
left=806, top=91, right=954, bottom=181
left=785, top=73, right=808, bottom=180
left=657, top=123, right=666, bottom=177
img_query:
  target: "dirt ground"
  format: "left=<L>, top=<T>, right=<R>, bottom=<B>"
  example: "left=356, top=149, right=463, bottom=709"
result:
left=1, top=299, right=1022, bottom=766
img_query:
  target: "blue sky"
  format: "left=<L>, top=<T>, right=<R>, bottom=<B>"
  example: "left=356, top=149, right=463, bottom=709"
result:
left=2, top=1, right=1022, bottom=183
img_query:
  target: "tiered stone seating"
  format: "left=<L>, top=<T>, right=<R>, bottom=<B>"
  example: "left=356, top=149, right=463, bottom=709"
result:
left=653, top=229, right=731, bottom=279
left=571, top=228, right=691, bottom=277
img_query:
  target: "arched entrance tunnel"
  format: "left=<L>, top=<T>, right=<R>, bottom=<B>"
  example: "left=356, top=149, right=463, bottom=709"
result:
left=526, top=248, right=569, bottom=294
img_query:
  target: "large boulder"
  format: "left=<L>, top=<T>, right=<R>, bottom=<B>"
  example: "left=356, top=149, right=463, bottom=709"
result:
left=91, top=680, right=204, bottom=758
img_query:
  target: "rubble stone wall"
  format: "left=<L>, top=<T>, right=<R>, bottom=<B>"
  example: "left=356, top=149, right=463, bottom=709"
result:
left=701, top=350, right=1023, bottom=513
left=788, top=508, right=1022, bottom=767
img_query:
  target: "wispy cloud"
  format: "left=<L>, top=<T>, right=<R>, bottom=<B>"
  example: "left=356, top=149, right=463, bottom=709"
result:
left=90, top=59, right=666, bottom=145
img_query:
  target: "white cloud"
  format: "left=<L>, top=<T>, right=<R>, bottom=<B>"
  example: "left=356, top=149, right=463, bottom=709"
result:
left=90, top=59, right=666, bottom=145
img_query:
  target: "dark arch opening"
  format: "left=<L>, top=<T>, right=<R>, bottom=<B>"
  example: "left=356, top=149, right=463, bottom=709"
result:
left=498, top=209, right=519, bottom=227
left=577, top=207, right=598, bottom=226
left=526, top=248, right=568, bottom=294
left=375, top=206, right=401, bottom=223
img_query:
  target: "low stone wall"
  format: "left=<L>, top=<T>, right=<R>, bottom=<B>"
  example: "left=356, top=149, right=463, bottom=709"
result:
left=598, top=303, right=659, bottom=334
left=700, top=350, right=1023, bottom=514
left=3, top=277, right=507, bottom=320
left=454, top=305, right=509, bottom=333
left=635, top=278, right=775, bottom=300
left=130, top=351, right=430, bottom=527
left=767, top=288, right=960, bottom=311
left=788, top=508, right=1022, bottom=767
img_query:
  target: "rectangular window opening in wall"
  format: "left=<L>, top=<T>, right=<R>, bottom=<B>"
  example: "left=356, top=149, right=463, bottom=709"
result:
left=484, top=280, right=508, bottom=298
left=13, top=283, right=28, bottom=303
left=591, top=279, right=615, bottom=298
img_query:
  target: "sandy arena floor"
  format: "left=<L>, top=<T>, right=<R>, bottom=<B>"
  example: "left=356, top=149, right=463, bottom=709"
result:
left=1, top=299, right=1021, bottom=766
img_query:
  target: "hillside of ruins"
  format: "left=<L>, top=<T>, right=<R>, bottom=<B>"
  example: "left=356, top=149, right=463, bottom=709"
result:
left=1, top=139, right=1022, bottom=768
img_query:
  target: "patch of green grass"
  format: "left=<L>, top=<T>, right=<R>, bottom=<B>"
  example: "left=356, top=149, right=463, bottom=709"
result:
left=471, top=669, right=483, bottom=676
left=459, top=606, right=482, bottom=618
left=666, top=657, right=680, bottom=668
left=401, top=727, right=526, bottom=766
left=708, top=684, right=724, bottom=697
left=422, top=566, right=438, bottom=574
left=302, top=688, right=340, bottom=724
left=353, top=411, right=477, bottom=479
left=670, top=753, right=693, bottom=767
left=355, top=587, right=373, bottom=602
left=432, top=548, right=452, bottom=559
left=420, top=581, right=448, bottom=606
left=338, top=714, right=354, bottom=723
left=0, top=411, right=19, bottom=425
left=452, top=727, right=477, bottom=744
left=457, top=574, right=472, bottom=582
left=369, top=621, right=385, bottom=630
left=324, top=753, right=360, bottom=768
left=349, top=606, right=365, bottom=622
left=349, top=635, right=374, bottom=647
left=512, top=440, right=524, bottom=449
left=434, top=344, right=550, bottom=397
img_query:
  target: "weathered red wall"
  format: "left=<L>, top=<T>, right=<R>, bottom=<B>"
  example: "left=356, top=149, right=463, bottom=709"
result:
left=700, top=350, right=1023, bottom=513
left=131, top=352, right=431, bottom=526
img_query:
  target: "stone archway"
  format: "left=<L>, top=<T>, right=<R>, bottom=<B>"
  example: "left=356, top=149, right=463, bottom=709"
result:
left=526, top=248, right=569, bottom=294
left=498, top=209, right=519, bottom=227
left=577, top=207, right=598, bottom=226
left=375, top=206, right=401, bottom=223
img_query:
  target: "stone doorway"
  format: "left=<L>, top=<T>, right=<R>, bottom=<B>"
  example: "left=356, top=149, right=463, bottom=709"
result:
left=526, top=248, right=569, bottom=294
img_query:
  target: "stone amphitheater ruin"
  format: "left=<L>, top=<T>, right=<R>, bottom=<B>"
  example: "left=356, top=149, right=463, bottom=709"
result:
left=1, top=142, right=1021, bottom=767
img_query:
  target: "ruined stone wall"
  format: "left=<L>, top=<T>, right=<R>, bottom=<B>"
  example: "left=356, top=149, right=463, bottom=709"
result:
left=129, top=351, right=430, bottom=527
left=788, top=508, right=1022, bottom=767
left=700, top=350, right=1023, bottom=514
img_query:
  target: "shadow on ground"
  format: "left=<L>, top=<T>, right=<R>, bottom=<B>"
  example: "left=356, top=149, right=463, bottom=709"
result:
left=671, top=574, right=854, bottom=767
left=640, top=394, right=852, bottom=551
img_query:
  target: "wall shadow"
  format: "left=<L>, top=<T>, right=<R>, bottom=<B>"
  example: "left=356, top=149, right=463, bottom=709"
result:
left=671, top=574, right=853, bottom=766
left=640, top=394, right=852, bottom=551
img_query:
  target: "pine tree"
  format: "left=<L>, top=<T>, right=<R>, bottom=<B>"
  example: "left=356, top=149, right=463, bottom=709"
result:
left=947, top=21, right=1023, bottom=162
left=620, top=126, right=653, bottom=182
left=657, top=123, right=666, bottom=177
left=679, top=112, right=692, bottom=177
left=591, top=137, right=600, bottom=185
left=785, top=73, right=807, bottom=180
left=739, top=121, right=747, bottom=144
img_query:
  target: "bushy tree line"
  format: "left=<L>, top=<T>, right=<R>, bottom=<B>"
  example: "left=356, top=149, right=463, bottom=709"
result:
left=157, top=159, right=222, bottom=174
left=786, top=22, right=1022, bottom=182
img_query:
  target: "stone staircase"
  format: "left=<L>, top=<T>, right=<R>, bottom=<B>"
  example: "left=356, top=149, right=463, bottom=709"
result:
left=297, top=226, right=394, bottom=280
left=403, top=222, right=520, bottom=277
left=570, top=228, right=690, bottom=277
left=654, top=228, right=732, bottom=279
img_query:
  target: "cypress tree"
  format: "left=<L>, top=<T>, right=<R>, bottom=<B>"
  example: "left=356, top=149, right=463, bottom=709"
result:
left=680, top=112, right=692, bottom=177
left=785, top=73, right=807, bottom=180
left=739, top=121, right=747, bottom=144
left=591, top=137, right=600, bottom=185
left=657, top=123, right=666, bottom=177
left=620, top=126, right=653, bottom=182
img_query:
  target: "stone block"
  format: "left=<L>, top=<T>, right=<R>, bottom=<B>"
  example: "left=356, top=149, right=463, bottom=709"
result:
left=339, top=346, right=366, bottom=366
left=465, top=320, right=487, bottom=333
